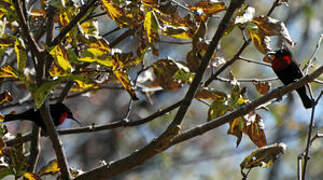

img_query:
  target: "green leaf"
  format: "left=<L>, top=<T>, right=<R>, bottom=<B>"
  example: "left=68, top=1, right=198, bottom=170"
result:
left=14, top=38, right=27, bottom=72
left=32, top=81, right=60, bottom=109
left=0, top=167, right=11, bottom=179
left=208, top=99, right=232, bottom=121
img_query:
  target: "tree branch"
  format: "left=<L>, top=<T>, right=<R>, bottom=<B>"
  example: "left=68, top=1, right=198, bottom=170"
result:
left=171, top=66, right=323, bottom=145
left=74, top=1, right=244, bottom=179
left=39, top=102, right=71, bottom=179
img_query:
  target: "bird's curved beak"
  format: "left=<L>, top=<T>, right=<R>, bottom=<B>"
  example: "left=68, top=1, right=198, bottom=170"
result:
left=70, top=116, right=83, bottom=126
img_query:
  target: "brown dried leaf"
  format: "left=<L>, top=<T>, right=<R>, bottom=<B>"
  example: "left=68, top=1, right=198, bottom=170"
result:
left=242, top=113, right=267, bottom=147
left=247, top=24, right=272, bottom=54
left=195, top=87, right=227, bottom=100
left=189, top=1, right=226, bottom=16
left=253, top=81, right=271, bottom=95
left=253, top=16, right=295, bottom=46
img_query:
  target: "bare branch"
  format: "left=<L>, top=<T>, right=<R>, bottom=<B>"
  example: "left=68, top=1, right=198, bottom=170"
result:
left=39, top=102, right=71, bottom=179
left=171, top=66, right=323, bottom=145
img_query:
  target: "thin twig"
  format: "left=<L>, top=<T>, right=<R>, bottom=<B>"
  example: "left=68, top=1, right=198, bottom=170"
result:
left=303, top=34, right=323, bottom=74
left=102, top=27, right=121, bottom=37
left=238, top=56, right=272, bottom=67
left=27, top=125, right=41, bottom=173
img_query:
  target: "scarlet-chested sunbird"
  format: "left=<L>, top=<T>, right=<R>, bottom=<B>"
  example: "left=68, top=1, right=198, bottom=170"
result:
left=268, top=49, right=314, bottom=109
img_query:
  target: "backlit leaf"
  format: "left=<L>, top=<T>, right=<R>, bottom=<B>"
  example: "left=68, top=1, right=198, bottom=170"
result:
left=79, top=48, right=113, bottom=67
left=228, top=116, right=244, bottom=146
left=80, top=20, right=99, bottom=38
left=240, top=143, right=286, bottom=171
left=14, top=38, right=27, bottom=72
left=141, top=0, right=158, bottom=8
left=242, top=113, right=267, bottom=147
left=152, top=59, right=192, bottom=90
left=49, top=45, right=72, bottom=72
left=189, top=1, right=226, bottom=16
left=32, top=81, right=60, bottom=109
left=253, top=16, right=295, bottom=46
left=195, top=87, right=227, bottom=100
left=0, top=91, right=12, bottom=104
left=114, top=70, right=138, bottom=100
left=38, top=160, right=60, bottom=176
left=161, top=26, right=192, bottom=40
left=0, top=65, right=18, bottom=78
left=144, top=11, right=159, bottom=43
left=247, top=24, right=271, bottom=54
left=208, top=99, right=232, bottom=121
left=24, top=173, right=41, bottom=180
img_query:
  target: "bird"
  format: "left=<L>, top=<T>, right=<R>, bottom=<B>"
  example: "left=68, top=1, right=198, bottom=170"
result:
left=3, top=103, right=81, bottom=131
left=268, top=48, right=314, bottom=108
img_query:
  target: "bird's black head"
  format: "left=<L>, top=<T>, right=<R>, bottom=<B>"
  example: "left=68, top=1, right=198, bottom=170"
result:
left=275, top=49, right=291, bottom=58
left=51, top=103, right=81, bottom=126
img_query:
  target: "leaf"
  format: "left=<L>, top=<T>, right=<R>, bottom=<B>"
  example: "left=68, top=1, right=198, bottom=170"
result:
left=240, top=143, right=286, bottom=170
left=30, top=9, right=46, bottom=18
left=253, top=16, right=295, bottom=46
left=79, top=20, right=99, bottom=38
left=152, top=59, right=192, bottom=90
left=0, top=65, right=18, bottom=78
left=242, top=113, right=267, bottom=147
left=253, top=81, right=270, bottom=95
left=24, top=172, right=41, bottom=180
left=79, top=48, right=113, bottom=67
left=32, top=81, right=60, bottom=109
left=101, top=0, right=133, bottom=27
left=14, top=38, right=27, bottom=72
left=81, top=38, right=111, bottom=52
left=161, top=25, right=192, bottom=40
left=195, top=87, right=227, bottom=100
left=114, top=70, right=138, bottom=100
left=49, top=45, right=72, bottom=72
left=141, top=0, right=158, bottom=8
left=144, top=11, right=159, bottom=43
left=234, top=6, right=255, bottom=24
left=247, top=24, right=271, bottom=54
left=189, top=1, right=226, bottom=16
left=0, top=90, right=12, bottom=104
left=208, top=99, right=232, bottom=121
left=38, top=160, right=60, bottom=176
left=227, top=116, right=244, bottom=147
left=49, top=63, right=69, bottom=77
left=0, top=34, right=16, bottom=47
left=0, top=167, right=11, bottom=179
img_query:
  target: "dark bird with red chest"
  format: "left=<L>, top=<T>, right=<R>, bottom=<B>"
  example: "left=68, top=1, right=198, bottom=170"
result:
left=3, top=103, right=81, bottom=131
left=268, top=49, right=314, bottom=108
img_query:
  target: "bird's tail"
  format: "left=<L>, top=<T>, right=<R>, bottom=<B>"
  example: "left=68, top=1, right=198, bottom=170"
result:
left=296, top=87, right=315, bottom=109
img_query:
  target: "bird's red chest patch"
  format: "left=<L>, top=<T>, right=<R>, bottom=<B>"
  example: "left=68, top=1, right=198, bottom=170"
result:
left=59, top=112, right=68, bottom=125
left=271, top=56, right=291, bottom=71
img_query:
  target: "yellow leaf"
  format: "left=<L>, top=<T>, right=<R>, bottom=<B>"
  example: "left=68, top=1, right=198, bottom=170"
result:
left=144, top=11, right=159, bottom=43
left=189, top=1, right=226, bottom=16
left=0, top=34, right=16, bottom=47
left=49, top=45, right=72, bottom=72
left=38, top=160, right=60, bottom=176
left=14, top=38, right=27, bottom=72
left=80, top=20, right=99, bottom=38
left=0, top=65, right=18, bottom=78
left=161, top=26, right=192, bottom=40
left=24, top=172, right=41, bottom=180
left=30, top=9, right=46, bottom=18
left=114, top=70, right=138, bottom=100
left=49, top=63, right=69, bottom=77
left=247, top=24, right=271, bottom=54
left=79, top=48, right=113, bottom=67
